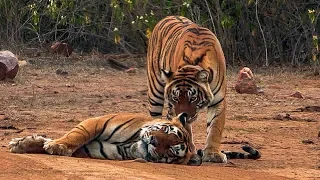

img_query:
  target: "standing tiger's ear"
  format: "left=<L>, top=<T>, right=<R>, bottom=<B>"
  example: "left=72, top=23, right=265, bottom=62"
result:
left=196, top=70, right=210, bottom=83
left=177, top=112, right=188, bottom=126
left=160, top=69, right=173, bottom=83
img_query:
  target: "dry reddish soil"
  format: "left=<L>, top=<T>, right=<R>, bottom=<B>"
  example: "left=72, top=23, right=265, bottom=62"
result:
left=0, top=55, right=319, bottom=180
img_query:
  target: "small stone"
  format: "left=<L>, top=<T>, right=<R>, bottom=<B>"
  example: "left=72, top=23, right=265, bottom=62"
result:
left=302, top=139, right=314, bottom=144
left=0, top=114, right=8, bottom=121
left=18, top=60, right=28, bottom=67
left=139, top=89, right=147, bottom=95
left=51, top=42, right=73, bottom=57
left=56, top=69, right=69, bottom=75
left=125, top=67, right=136, bottom=73
left=274, top=113, right=291, bottom=120
left=290, top=91, right=303, bottom=98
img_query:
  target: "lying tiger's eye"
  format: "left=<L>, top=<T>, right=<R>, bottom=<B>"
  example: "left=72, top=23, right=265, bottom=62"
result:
left=180, top=144, right=185, bottom=151
left=161, top=126, right=167, bottom=132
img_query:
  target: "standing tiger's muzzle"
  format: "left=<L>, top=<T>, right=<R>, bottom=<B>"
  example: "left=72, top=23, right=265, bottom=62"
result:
left=172, top=94, right=200, bottom=123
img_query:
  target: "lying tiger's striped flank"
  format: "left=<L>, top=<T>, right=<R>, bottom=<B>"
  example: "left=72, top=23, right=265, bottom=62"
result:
left=147, top=16, right=227, bottom=163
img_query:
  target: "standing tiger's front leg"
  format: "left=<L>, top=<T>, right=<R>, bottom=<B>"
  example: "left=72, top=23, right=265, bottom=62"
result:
left=203, top=99, right=227, bottom=163
left=185, top=123, right=196, bottom=153
left=147, top=71, right=165, bottom=117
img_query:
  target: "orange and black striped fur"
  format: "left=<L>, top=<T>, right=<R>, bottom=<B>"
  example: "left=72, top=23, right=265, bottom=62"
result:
left=147, top=16, right=227, bottom=162
left=9, top=113, right=202, bottom=165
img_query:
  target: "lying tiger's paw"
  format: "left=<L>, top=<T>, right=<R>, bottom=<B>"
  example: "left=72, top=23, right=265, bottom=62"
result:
left=9, top=134, right=51, bottom=153
left=43, top=141, right=73, bottom=156
left=133, top=158, right=148, bottom=163
left=202, top=151, right=227, bottom=163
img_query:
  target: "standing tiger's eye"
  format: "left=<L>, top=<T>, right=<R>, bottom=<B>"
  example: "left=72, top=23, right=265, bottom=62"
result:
left=190, top=96, right=197, bottom=102
left=172, top=96, right=179, bottom=102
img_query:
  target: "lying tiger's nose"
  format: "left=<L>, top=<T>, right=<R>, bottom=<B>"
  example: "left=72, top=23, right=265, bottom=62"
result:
left=150, top=136, right=158, bottom=147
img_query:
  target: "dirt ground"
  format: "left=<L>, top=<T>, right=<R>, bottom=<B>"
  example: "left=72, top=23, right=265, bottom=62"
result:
left=0, top=55, right=319, bottom=180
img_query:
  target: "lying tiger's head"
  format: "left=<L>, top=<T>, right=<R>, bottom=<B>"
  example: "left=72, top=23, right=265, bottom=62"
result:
left=161, top=65, right=214, bottom=123
left=130, top=113, right=201, bottom=165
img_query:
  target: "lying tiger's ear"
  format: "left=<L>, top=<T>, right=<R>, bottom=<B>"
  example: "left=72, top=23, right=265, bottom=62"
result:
left=177, top=112, right=187, bottom=126
left=160, top=69, right=173, bottom=83
left=196, top=70, right=210, bottom=83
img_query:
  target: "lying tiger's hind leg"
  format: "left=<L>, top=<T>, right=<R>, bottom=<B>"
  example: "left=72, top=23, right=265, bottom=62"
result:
left=203, top=99, right=227, bottom=163
left=44, top=117, right=107, bottom=156
left=9, top=134, right=52, bottom=154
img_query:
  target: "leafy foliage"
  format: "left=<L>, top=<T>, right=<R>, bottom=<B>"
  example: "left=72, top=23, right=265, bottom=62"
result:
left=0, top=0, right=319, bottom=66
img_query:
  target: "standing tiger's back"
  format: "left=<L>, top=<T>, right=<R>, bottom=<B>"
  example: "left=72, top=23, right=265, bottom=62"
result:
left=147, top=16, right=227, bottom=163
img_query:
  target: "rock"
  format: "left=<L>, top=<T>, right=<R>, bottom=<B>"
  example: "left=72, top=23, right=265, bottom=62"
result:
left=0, top=50, right=19, bottom=80
left=237, top=67, right=254, bottom=81
left=56, top=69, right=69, bottom=75
left=108, top=59, right=130, bottom=70
left=235, top=67, right=262, bottom=94
left=0, top=114, right=8, bottom=121
left=290, top=91, right=303, bottom=98
left=302, top=139, right=314, bottom=144
left=97, top=99, right=103, bottom=103
left=51, top=42, right=73, bottom=57
left=124, top=67, right=136, bottom=73
left=18, top=60, right=28, bottom=67
left=0, top=124, right=17, bottom=130
left=296, top=106, right=320, bottom=112
left=274, top=113, right=292, bottom=120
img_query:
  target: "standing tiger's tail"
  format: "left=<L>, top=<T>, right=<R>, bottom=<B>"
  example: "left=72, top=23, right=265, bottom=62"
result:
left=197, top=145, right=261, bottom=160
left=222, top=145, right=261, bottom=160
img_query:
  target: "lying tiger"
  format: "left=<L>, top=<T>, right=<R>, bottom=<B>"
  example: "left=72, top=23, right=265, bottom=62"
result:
left=9, top=113, right=260, bottom=165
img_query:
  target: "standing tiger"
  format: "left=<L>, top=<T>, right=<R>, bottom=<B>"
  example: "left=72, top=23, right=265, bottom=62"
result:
left=147, top=16, right=227, bottom=163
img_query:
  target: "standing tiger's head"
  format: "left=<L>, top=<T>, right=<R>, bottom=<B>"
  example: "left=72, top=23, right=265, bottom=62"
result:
left=130, top=113, right=201, bottom=165
left=161, top=65, right=214, bottom=123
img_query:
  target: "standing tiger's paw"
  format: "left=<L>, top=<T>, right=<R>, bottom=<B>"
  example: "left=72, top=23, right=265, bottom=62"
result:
left=43, top=141, right=73, bottom=156
left=202, top=151, right=227, bottom=163
left=9, top=134, right=51, bottom=154
left=187, top=153, right=202, bottom=166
